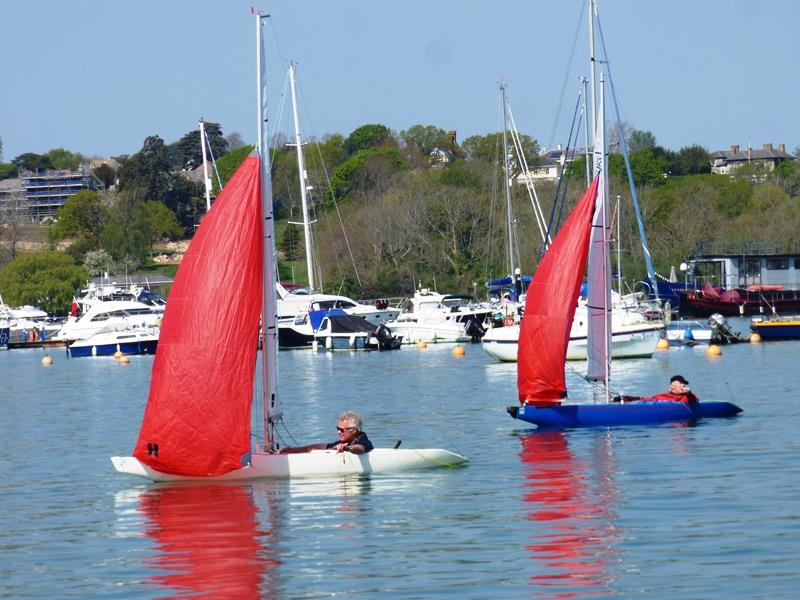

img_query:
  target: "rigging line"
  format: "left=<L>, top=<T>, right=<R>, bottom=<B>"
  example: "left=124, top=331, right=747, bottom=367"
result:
left=547, top=0, right=587, bottom=150
left=507, top=104, right=549, bottom=247
left=296, top=87, right=363, bottom=292
left=203, top=129, right=224, bottom=192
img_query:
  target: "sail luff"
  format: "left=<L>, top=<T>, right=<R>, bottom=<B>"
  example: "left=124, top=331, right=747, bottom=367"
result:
left=586, top=74, right=612, bottom=387
left=518, top=176, right=600, bottom=406
left=256, top=13, right=280, bottom=451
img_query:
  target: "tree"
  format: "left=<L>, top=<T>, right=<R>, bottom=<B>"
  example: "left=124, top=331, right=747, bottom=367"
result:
left=0, top=252, right=87, bottom=315
left=93, top=163, right=117, bottom=189
left=101, top=190, right=151, bottom=267
left=0, top=162, right=15, bottom=180
left=0, top=192, right=30, bottom=263
left=344, top=124, right=393, bottom=155
left=117, top=136, right=172, bottom=201
left=462, top=132, right=539, bottom=167
left=280, top=223, right=302, bottom=261
left=143, top=200, right=182, bottom=251
left=83, top=249, right=114, bottom=277
left=628, top=130, right=657, bottom=151
left=11, top=152, right=52, bottom=173
left=671, top=145, right=711, bottom=176
left=226, top=132, right=246, bottom=150
left=401, top=124, right=449, bottom=156
left=327, top=147, right=407, bottom=203
left=164, top=174, right=205, bottom=233
left=170, top=122, right=229, bottom=169
left=213, top=145, right=255, bottom=194
left=46, top=148, right=86, bottom=170
left=50, top=189, right=110, bottom=249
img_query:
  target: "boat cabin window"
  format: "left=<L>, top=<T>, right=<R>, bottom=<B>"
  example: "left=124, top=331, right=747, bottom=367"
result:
left=125, top=308, right=154, bottom=315
left=795, top=258, right=800, bottom=269
left=766, top=259, right=789, bottom=270
left=91, top=313, right=111, bottom=321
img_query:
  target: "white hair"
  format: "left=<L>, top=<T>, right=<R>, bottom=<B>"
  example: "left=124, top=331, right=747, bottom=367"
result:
left=338, top=411, right=362, bottom=430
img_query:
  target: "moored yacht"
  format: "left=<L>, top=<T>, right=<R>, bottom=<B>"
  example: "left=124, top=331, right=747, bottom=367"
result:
left=55, top=300, right=161, bottom=343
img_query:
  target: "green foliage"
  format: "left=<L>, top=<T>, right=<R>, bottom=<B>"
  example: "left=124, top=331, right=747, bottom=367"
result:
left=92, top=164, right=117, bottom=188
left=432, top=162, right=481, bottom=189
left=401, top=124, right=449, bottom=156
left=344, top=124, right=393, bottom=155
left=461, top=132, right=539, bottom=166
left=83, top=249, right=114, bottom=277
left=628, top=130, right=657, bottom=151
left=169, top=121, right=229, bottom=169
left=164, top=174, right=204, bottom=233
left=101, top=191, right=151, bottom=265
left=11, top=152, right=52, bottom=172
left=117, top=135, right=172, bottom=200
left=0, top=162, right=16, bottom=180
left=279, top=224, right=302, bottom=261
left=213, top=145, right=255, bottom=194
left=143, top=201, right=182, bottom=248
left=671, top=145, right=711, bottom=175
left=46, top=148, right=86, bottom=170
left=50, top=189, right=109, bottom=248
left=63, top=237, right=98, bottom=264
left=327, top=147, right=407, bottom=203
left=0, top=252, right=87, bottom=315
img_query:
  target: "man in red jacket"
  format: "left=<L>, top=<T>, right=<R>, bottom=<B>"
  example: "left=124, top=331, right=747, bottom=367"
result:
left=643, top=374, right=699, bottom=403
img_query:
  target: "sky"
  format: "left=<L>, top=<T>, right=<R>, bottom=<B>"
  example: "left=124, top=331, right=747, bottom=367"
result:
left=1, top=0, right=798, bottom=161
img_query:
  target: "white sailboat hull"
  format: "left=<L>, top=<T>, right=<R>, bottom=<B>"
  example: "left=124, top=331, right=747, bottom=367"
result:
left=111, top=448, right=468, bottom=482
left=482, top=322, right=662, bottom=362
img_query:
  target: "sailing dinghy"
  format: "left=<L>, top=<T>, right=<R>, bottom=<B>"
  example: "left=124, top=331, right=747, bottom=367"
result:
left=111, top=14, right=466, bottom=482
left=508, top=74, right=740, bottom=429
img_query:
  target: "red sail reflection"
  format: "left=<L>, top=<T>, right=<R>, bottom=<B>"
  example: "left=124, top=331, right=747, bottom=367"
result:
left=138, top=483, right=279, bottom=598
left=521, top=431, right=621, bottom=598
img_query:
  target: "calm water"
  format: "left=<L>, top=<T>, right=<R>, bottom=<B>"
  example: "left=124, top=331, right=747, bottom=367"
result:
left=2, top=322, right=799, bottom=599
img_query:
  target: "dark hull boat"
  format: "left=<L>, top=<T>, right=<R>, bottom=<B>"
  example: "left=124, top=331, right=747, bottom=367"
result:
left=509, top=402, right=741, bottom=428
left=680, top=286, right=800, bottom=317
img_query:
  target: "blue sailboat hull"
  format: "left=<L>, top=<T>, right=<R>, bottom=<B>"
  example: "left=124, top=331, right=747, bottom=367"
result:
left=512, top=401, right=742, bottom=428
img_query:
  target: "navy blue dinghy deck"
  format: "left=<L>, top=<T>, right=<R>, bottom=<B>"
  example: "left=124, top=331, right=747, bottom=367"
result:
left=509, top=401, right=742, bottom=428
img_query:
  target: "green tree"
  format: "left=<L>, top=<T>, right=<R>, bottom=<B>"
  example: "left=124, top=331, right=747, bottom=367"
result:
left=401, top=124, right=449, bottom=156
left=143, top=200, right=182, bottom=251
left=280, top=223, right=302, bottom=261
left=462, top=132, right=539, bottom=166
left=327, top=147, right=407, bottom=203
left=213, top=145, right=255, bottom=194
left=0, top=162, right=15, bottom=180
left=83, top=249, right=114, bottom=277
left=0, top=252, right=87, bottom=315
left=164, top=174, right=205, bottom=233
left=101, top=191, right=151, bottom=266
left=50, top=189, right=110, bottom=249
left=117, top=135, right=172, bottom=201
left=11, top=152, right=52, bottom=173
left=46, top=148, right=86, bottom=170
left=671, top=145, right=711, bottom=175
left=93, top=163, right=117, bottom=188
left=628, top=130, right=657, bottom=151
left=344, top=124, right=393, bottom=155
left=170, top=121, right=229, bottom=169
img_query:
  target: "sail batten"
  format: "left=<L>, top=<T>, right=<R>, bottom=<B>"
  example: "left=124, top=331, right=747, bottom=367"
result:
left=517, top=176, right=600, bottom=406
left=133, top=155, right=263, bottom=477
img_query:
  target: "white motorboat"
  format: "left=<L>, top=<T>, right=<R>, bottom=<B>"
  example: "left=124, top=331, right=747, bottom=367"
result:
left=665, top=319, right=713, bottom=345
left=68, top=326, right=160, bottom=357
left=386, top=288, right=492, bottom=344
left=55, top=300, right=161, bottom=342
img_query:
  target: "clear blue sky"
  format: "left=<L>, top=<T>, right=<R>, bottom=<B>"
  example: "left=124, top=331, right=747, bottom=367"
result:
left=2, top=0, right=797, bottom=161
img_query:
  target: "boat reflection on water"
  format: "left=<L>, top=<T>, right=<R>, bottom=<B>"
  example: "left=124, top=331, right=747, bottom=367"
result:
left=520, top=430, right=622, bottom=598
left=136, top=483, right=280, bottom=598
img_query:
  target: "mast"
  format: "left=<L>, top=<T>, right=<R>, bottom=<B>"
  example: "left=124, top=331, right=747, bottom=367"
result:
left=588, top=0, right=597, bottom=141
left=199, top=119, right=213, bottom=212
left=581, top=77, right=591, bottom=187
left=256, top=11, right=280, bottom=452
left=501, top=82, right=515, bottom=277
left=288, top=62, right=315, bottom=291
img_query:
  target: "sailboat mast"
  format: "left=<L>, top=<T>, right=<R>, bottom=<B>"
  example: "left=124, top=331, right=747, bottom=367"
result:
left=588, top=0, right=597, bottom=142
left=500, top=83, right=515, bottom=277
left=199, top=119, right=213, bottom=212
left=256, top=12, right=280, bottom=451
left=288, top=63, right=315, bottom=291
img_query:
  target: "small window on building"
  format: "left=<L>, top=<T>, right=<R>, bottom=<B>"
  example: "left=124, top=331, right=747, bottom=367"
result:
left=794, top=258, right=800, bottom=269
left=766, top=259, right=789, bottom=270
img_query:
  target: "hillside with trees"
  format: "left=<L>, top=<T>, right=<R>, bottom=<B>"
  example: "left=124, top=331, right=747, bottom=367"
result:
left=1, top=124, right=799, bottom=312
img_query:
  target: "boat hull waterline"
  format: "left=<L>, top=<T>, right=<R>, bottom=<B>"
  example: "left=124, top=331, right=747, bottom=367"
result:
left=111, top=448, right=468, bottom=482
left=510, top=401, right=742, bottom=428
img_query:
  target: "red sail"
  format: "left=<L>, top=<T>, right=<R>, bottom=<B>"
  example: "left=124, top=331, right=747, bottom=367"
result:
left=133, top=155, right=263, bottom=476
left=518, top=176, right=599, bottom=406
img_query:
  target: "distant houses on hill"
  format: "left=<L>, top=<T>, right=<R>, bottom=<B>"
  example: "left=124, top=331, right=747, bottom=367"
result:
left=0, top=167, right=103, bottom=221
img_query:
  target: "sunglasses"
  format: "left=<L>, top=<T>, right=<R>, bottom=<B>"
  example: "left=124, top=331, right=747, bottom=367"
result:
left=336, top=426, right=356, bottom=433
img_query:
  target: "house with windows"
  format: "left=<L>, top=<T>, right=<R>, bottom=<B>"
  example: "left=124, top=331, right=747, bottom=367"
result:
left=710, top=143, right=794, bottom=175
left=0, top=167, right=101, bottom=220
left=517, top=145, right=588, bottom=183
left=687, top=241, right=800, bottom=290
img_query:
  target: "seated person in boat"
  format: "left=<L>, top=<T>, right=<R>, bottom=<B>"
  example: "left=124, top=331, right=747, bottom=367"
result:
left=280, top=411, right=374, bottom=454
left=614, top=375, right=699, bottom=403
